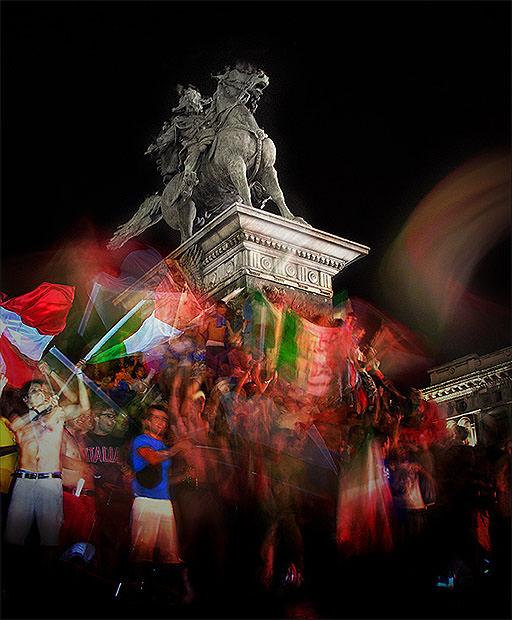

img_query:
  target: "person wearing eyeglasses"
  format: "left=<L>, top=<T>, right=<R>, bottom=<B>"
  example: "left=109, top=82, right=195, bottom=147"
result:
left=82, top=406, right=131, bottom=577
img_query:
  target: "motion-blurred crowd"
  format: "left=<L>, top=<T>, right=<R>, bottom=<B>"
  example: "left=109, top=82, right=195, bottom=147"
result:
left=0, top=287, right=510, bottom=613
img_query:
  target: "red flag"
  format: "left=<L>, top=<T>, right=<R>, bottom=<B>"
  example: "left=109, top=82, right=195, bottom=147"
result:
left=0, top=283, right=75, bottom=387
left=1, top=282, right=75, bottom=335
left=0, top=335, right=39, bottom=388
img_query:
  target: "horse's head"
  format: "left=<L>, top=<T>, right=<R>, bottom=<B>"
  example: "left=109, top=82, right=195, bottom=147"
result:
left=213, top=64, right=269, bottom=111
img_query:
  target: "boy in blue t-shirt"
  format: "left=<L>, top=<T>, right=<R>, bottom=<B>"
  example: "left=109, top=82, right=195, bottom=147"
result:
left=129, top=405, right=193, bottom=598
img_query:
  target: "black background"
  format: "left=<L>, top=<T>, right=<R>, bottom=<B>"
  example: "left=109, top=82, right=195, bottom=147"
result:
left=1, top=1, right=510, bottom=382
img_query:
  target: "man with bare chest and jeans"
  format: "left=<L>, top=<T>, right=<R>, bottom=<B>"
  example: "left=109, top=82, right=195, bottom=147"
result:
left=5, top=368, right=90, bottom=551
left=203, top=301, right=235, bottom=377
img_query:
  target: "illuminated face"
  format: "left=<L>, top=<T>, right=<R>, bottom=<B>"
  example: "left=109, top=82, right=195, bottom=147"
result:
left=146, top=409, right=169, bottom=438
left=95, top=410, right=117, bottom=434
left=27, top=383, right=51, bottom=409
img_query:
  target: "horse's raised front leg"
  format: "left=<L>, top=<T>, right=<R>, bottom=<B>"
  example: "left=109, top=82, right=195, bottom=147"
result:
left=228, top=157, right=252, bottom=207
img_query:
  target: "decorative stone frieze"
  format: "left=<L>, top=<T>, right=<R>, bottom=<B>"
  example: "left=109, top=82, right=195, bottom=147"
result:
left=421, top=346, right=512, bottom=447
left=168, top=203, right=369, bottom=303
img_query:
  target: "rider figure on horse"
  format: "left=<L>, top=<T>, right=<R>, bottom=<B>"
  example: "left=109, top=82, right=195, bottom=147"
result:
left=146, top=85, right=215, bottom=192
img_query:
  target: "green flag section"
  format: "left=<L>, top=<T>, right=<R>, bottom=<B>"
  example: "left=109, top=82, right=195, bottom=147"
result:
left=88, top=300, right=152, bottom=364
left=276, top=310, right=343, bottom=396
left=276, top=309, right=300, bottom=381
left=86, top=274, right=202, bottom=365
left=243, top=290, right=283, bottom=363
left=89, top=310, right=182, bottom=364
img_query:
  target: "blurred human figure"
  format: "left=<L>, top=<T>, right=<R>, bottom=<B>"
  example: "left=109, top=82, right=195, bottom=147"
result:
left=131, top=363, right=155, bottom=396
left=261, top=429, right=306, bottom=590
left=5, top=366, right=90, bottom=568
left=0, top=374, right=18, bottom=529
left=203, top=301, right=234, bottom=377
left=129, top=405, right=193, bottom=601
left=493, top=438, right=511, bottom=585
left=336, top=434, right=394, bottom=556
left=83, top=406, right=132, bottom=576
left=60, top=408, right=96, bottom=547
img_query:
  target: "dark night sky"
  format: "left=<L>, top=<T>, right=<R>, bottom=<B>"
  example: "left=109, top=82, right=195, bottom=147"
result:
left=1, top=1, right=510, bottom=381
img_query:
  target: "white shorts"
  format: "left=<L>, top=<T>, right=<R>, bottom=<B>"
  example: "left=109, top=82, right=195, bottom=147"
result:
left=5, top=477, right=63, bottom=546
left=130, top=497, right=181, bottom=564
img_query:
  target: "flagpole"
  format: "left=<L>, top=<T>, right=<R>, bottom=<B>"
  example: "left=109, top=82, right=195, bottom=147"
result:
left=50, top=299, right=149, bottom=397
left=48, top=346, right=122, bottom=412
left=78, top=281, right=101, bottom=336
left=259, top=303, right=267, bottom=360
left=83, top=298, right=149, bottom=362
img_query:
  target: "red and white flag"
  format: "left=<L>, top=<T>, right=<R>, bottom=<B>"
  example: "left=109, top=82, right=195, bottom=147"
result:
left=0, top=283, right=75, bottom=387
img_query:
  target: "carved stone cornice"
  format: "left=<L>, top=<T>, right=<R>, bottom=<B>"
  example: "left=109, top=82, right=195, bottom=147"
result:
left=169, top=203, right=369, bottom=301
left=421, top=360, right=512, bottom=403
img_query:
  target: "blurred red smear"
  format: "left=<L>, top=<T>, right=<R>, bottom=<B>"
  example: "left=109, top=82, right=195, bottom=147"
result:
left=380, top=150, right=510, bottom=341
left=399, top=398, right=448, bottom=447
left=336, top=437, right=394, bottom=556
left=351, top=297, right=433, bottom=382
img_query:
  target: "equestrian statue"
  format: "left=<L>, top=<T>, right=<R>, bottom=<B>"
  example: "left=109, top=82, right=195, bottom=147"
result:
left=108, top=64, right=308, bottom=250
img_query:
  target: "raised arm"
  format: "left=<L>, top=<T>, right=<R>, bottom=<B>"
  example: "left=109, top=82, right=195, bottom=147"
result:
left=0, top=374, right=7, bottom=398
left=137, top=438, right=193, bottom=466
left=62, top=369, right=90, bottom=421
left=39, top=362, right=78, bottom=404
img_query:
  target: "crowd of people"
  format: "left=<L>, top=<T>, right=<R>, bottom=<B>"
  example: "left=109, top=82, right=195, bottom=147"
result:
left=0, top=286, right=510, bottom=618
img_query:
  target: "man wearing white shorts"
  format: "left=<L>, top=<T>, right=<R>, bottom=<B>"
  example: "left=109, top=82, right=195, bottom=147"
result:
left=129, top=405, right=193, bottom=599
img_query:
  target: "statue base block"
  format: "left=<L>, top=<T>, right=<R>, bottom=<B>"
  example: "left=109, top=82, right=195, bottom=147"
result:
left=170, top=204, right=369, bottom=305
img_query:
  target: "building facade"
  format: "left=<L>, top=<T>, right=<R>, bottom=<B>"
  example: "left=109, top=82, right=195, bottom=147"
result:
left=421, top=347, right=512, bottom=447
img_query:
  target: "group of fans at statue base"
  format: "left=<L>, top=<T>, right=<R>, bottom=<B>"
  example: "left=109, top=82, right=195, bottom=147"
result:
left=0, top=290, right=510, bottom=615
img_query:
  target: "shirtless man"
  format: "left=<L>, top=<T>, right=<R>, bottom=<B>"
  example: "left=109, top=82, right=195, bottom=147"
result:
left=203, top=301, right=235, bottom=377
left=5, top=367, right=90, bottom=548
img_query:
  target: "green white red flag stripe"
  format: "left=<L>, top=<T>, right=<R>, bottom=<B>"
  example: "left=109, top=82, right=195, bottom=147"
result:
left=88, top=310, right=182, bottom=364
left=87, top=278, right=201, bottom=364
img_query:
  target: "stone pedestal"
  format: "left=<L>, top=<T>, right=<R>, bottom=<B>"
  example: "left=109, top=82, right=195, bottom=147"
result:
left=169, top=204, right=369, bottom=304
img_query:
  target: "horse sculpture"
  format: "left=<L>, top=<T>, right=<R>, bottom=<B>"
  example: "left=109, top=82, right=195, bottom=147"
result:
left=108, top=65, right=307, bottom=250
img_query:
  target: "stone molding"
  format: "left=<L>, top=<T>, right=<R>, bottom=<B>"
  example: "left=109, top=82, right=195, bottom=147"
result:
left=170, top=203, right=369, bottom=301
left=421, top=360, right=512, bottom=403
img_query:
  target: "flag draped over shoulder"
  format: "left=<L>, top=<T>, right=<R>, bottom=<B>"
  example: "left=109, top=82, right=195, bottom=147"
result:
left=0, top=283, right=75, bottom=387
left=277, top=310, right=341, bottom=396
left=88, top=274, right=202, bottom=365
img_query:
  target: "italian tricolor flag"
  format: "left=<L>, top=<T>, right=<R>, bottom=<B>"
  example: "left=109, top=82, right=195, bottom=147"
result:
left=88, top=288, right=202, bottom=364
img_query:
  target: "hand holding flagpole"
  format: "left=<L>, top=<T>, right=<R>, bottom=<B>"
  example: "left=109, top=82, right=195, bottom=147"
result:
left=50, top=298, right=150, bottom=398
